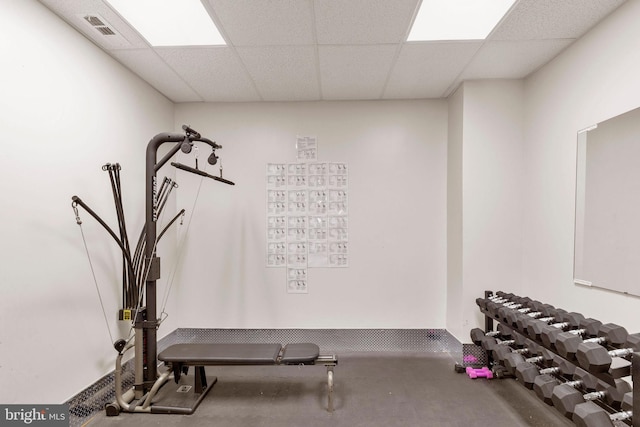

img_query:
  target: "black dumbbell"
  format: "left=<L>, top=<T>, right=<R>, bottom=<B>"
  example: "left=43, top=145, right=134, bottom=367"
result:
left=492, top=337, right=538, bottom=366
left=576, top=333, right=640, bottom=374
left=496, top=305, right=526, bottom=323
left=479, top=335, right=516, bottom=354
left=503, top=347, right=554, bottom=376
left=516, top=359, right=575, bottom=390
left=477, top=296, right=517, bottom=316
left=526, top=311, right=585, bottom=341
left=551, top=378, right=632, bottom=418
left=502, top=300, right=556, bottom=327
left=518, top=305, right=569, bottom=330
left=514, top=309, right=565, bottom=335
left=534, top=367, right=598, bottom=406
left=475, top=298, right=489, bottom=310
left=555, top=322, right=628, bottom=361
left=561, top=367, right=600, bottom=392
left=485, top=337, right=536, bottom=368
left=540, top=317, right=602, bottom=351
left=500, top=334, right=540, bottom=368
left=485, top=296, right=533, bottom=319
left=481, top=292, right=519, bottom=308
left=487, top=291, right=513, bottom=301
left=492, top=345, right=523, bottom=364
left=505, top=309, right=532, bottom=327
left=470, top=324, right=513, bottom=345
left=488, top=291, right=525, bottom=303
left=533, top=374, right=560, bottom=405
left=572, top=401, right=632, bottom=427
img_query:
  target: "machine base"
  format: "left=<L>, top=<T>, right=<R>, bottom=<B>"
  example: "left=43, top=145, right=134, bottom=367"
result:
left=147, top=375, right=217, bottom=415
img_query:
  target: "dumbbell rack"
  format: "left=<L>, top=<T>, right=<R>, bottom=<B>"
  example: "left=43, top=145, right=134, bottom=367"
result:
left=477, top=291, right=639, bottom=427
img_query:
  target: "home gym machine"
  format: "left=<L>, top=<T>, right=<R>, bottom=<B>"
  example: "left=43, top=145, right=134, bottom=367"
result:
left=72, top=125, right=337, bottom=417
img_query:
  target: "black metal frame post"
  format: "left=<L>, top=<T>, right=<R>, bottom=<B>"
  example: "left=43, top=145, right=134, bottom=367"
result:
left=140, top=130, right=225, bottom=391
left=484, top=290, right=494, bottom=332
left=143, top=132, right=184, bottom=388
left=633, top=351, right=639, bottom=427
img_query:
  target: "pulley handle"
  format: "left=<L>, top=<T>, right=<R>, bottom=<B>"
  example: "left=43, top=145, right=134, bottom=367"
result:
left=181, top=124, right=201, bottom=139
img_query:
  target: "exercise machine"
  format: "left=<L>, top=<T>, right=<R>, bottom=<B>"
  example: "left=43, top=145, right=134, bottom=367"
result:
left=72, top=125, right=337, bottom=417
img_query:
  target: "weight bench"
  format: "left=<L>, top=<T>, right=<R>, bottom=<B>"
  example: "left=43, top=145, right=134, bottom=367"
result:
left=110, top=342, right=337, bottom=415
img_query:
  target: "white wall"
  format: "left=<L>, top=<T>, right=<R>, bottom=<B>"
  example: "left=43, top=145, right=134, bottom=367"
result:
left=164, top=101, right=448, bottom=331
left=462, top=80, right=525, bottom=333
left=522, top=0, right=640, bottom=329
left=0, top=0, right=174, bottom=403
left=446, top=80, right=525, bottom=341
left=447, top=86, right=464, bottom=340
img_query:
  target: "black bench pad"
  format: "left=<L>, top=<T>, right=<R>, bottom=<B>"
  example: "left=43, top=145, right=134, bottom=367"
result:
left=281, top=343, right=319, bottom=364
left=159, top=343, right=282, bottom=365
left=158, top=342, right=320, bottom=366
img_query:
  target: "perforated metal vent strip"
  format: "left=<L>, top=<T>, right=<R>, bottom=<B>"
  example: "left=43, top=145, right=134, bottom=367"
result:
left=461, top=343, right=487, bottom=367
left=65, top=328, right=461, bottom=427
left=66, top=360, right=135, bottom=427
left=162, top=328, right=461, bottom=353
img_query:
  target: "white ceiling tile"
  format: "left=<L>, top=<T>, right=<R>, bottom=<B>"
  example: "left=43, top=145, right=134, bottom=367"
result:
left=156, top=47, right=260, bottom=102
left=491, top=0, right=627, bottom=41
left=111, top=49, right=201, bottom=102
left=319, top=45, right=397, bottom=100
left=206, top=0, right=315, bottom=46
left=384, top=42, right=482, bottom=99
left=460, top=39, right=574, bottom=80
left=237, top=46, right=319, bottom=101
left=37, top=0, right=629, bottom=101
left=314, top=0, right=419, bottom=44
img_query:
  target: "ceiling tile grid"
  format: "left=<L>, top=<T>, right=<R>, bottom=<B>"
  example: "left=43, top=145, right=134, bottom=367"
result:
left=156, top=47, right=261, bottom=102
left=236, top=46, right=320, bottom=101
left=110, top=49, right=202, bottom=102
left=384, top=42, right=483, bottom=99
left=314, top=0, right=419, bottom=45
left=319, top=45, right=399, bottom=100
left=460, top=39, right=576, bottom=81
left=37, top=0, right=630, bottom=102
left=206, top=0, right=316, bottom=46
left=490, top=0, right=628, bottom=41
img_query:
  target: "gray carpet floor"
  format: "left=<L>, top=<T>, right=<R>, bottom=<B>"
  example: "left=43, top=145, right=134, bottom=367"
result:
left=84, top=352, right=574, bottom=427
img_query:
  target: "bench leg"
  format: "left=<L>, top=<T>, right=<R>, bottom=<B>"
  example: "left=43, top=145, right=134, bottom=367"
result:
left=327, top=366, right=334, bottom=413
left=194, top=366, right=207, bottom=394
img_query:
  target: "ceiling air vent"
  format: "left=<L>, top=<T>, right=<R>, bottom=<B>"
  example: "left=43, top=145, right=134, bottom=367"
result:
left=95, top=26, right=116, bottom=36
left=75, top=13, right=130, bottom=48
left=84, top=15, right=105, bottom=27
left=82, top=14, right=117, bottom=36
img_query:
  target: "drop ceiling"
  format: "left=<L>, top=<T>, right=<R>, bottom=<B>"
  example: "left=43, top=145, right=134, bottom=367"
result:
left=38, top=0, right=627, bottom=103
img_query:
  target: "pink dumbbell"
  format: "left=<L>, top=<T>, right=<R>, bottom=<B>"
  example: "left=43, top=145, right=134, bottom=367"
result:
left=466, top=366, right=493, bottom=379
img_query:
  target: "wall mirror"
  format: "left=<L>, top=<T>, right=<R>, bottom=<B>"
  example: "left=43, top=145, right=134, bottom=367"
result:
left=574, top=106, right=640, bottom=296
